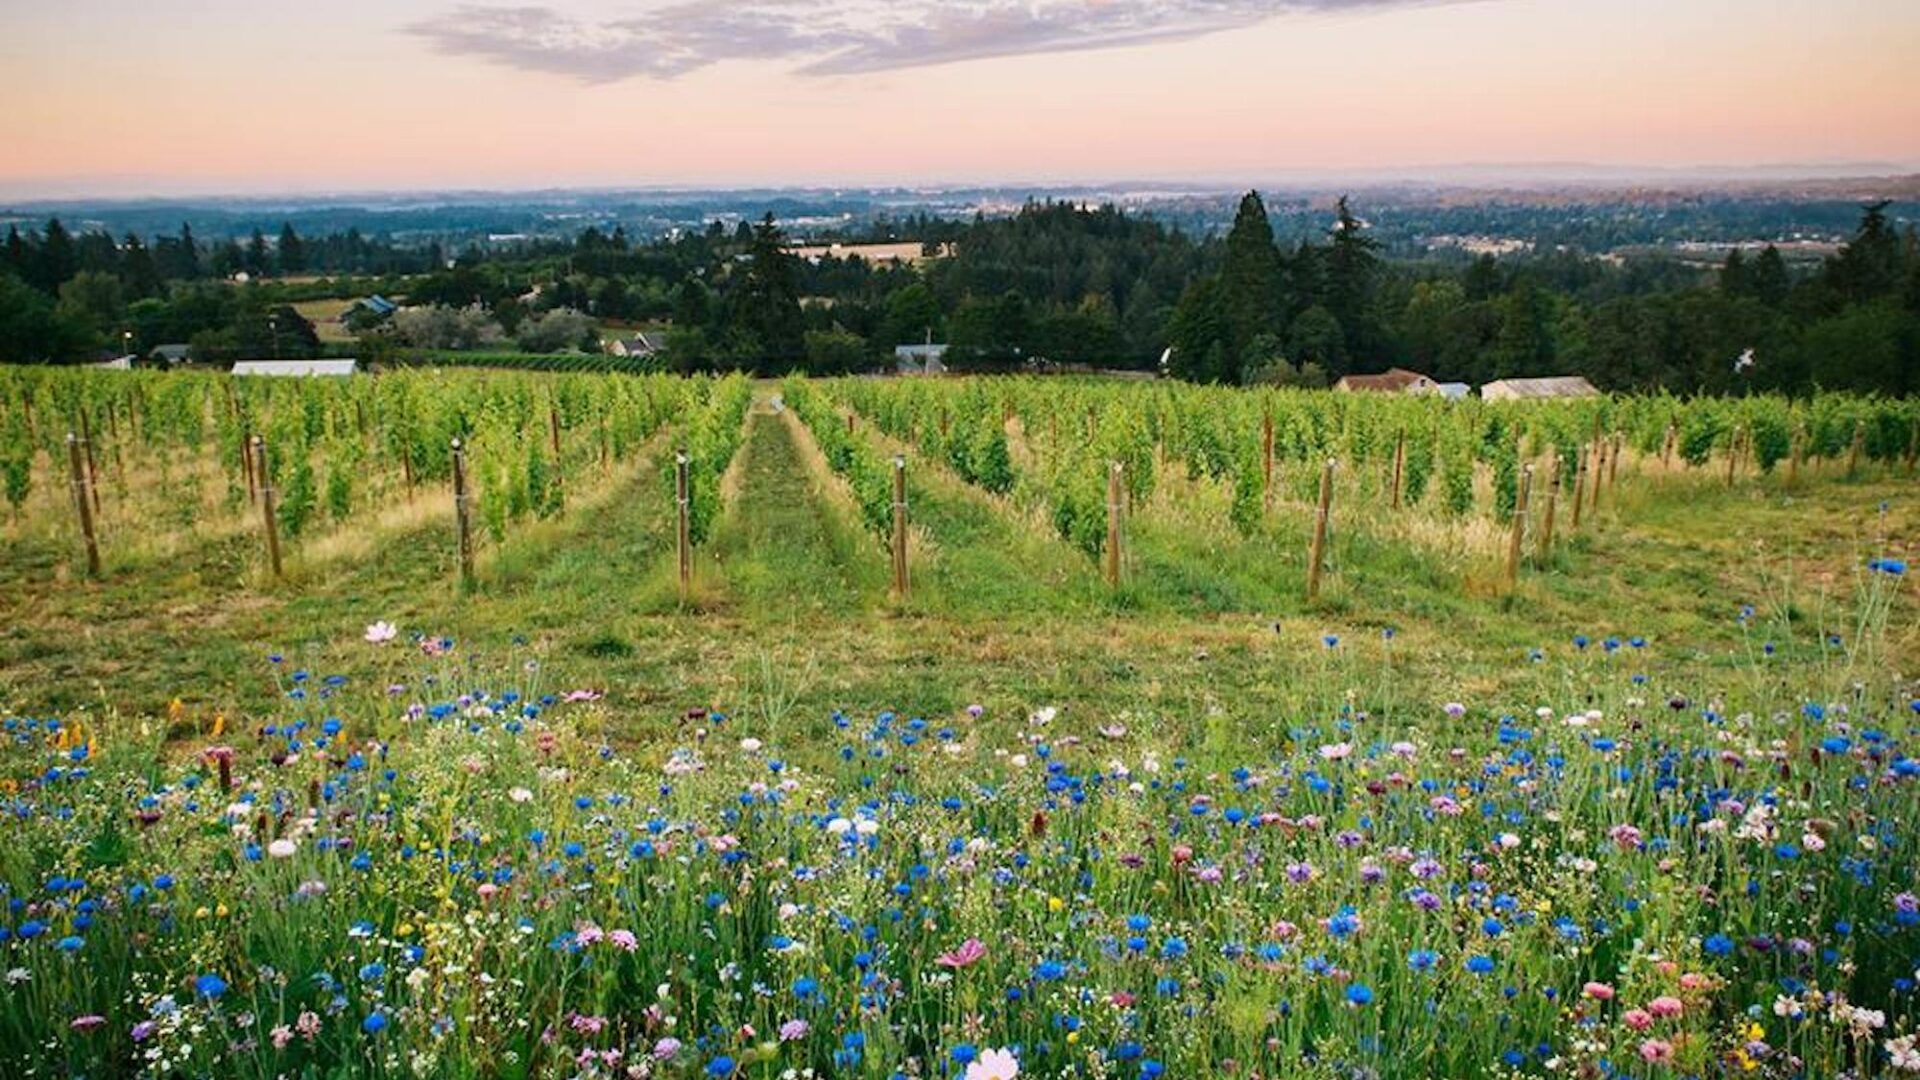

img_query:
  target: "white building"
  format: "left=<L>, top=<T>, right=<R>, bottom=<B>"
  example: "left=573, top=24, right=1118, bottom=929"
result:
left=231, top=359, right=359, bottom=377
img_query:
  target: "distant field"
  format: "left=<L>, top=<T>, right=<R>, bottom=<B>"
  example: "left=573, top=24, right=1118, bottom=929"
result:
left=791, top=240, right=946, bottom=264
left=291, top=297, right=357, bottom=342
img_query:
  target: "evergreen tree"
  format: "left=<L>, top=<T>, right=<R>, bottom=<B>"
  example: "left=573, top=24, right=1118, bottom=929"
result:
left=120, top=234, right=159, bottom=298
left=35, top=218, right=77, bottom=293
left=1750, top=245, right=1790, bottom=308
left=1322, top=196, right=1381, bottom=367
left=726, top=214, right=805, bottom=371
left=245, top=228, right=270, bottom=277
left=1826, top=202, right=1905, bottom=302
left=1462, top=254, right=1503, bottom=302
left=2, top=227, right=25, bottom=281
left=1216, top=191, right=1283, bottom=379
left=278, top=223, right=306, bottom=275
left=674, top=277, right=712, bottom=330
left=880, top=281, right=942, bottom=346
left=1166, top=276, right=1232, bottom=382
left=1719, top=249, right=1752, bottom=296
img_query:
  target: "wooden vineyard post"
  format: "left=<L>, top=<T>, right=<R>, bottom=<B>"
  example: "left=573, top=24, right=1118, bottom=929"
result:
left=549, top=404, right=562, bottom=456
left=106, top=399, right=126, bottom=486
left=1661, top=423, right=1676, bottom=469
left=78, top=409, right=102, bottom=516
left=1787, top=428, right=1802, bottom=486
left=1609, top=432, right=1623, bottom=488
left=400, top=444, right=415, bottom=503
left=846, top=412, right=855, bottom=436
left=1571, top=448, right=1587, bottom=530
left=66, top=434, right=100, bottom=577
left=1538, top=455, right=1560, bottom=558
left=1306, top=459, right=1334, bottom=602
left=675, top=451, right=692, bottom=603
left=1261, top=412, right=1275, bottom=513
left=1588, top=436, right=1605, bottom=515
left=1846, top=420, right=1864, bottom=477
left=1906, top=419, right=1918, bottom=475
left=253, top=435, right=282, bottom=579
left=451, top=438, right=474, bottom=587
left=243, top=430, right=258, bottom=504
left=1725, top=425, right=1741, bottom=487
left=1506, top=464, right=1533, bottom=592
left=1390, top=429, right=1406, bottom=510
left=1103, top=462, right=1125, bottom=588
left=599, top=417, right=610, bottom=473
left=890, top=455, right=909, bottom=600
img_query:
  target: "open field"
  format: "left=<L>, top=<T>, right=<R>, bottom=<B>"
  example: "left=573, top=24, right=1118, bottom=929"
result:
left=0, top=368, right=1916, bottom=1078
left=289, top=298, right=359, bottom=344
left=789, top=241, right=947, bottom=265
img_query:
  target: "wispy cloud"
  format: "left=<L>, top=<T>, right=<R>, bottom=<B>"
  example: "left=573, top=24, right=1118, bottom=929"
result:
left=407, top=1, right=1477, bottom=83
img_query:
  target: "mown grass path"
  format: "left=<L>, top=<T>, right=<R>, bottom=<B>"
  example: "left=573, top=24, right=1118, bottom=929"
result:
left=708, top=399, right=881, bottom=618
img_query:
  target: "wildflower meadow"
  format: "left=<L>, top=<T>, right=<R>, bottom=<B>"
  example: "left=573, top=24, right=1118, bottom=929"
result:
left=1, top=371, right=1916, bottom=1080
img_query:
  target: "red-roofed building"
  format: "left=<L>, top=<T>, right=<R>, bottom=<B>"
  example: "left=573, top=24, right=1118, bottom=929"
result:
left=1332, top=367, right=1436, bottom=394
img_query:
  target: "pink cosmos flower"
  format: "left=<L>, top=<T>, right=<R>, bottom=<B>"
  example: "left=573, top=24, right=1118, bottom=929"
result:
left=965, top=1048, right=1020, bottom=1080
left=937, top=938, right=988, bottom=969
left=1648, top=995, right=1685, bottom=1019
left=1583, top=981, right=1616, bottom=1001
left=364, top=621, right=397, bottom=644
left=1639, top=1038, right=1674, bottom=1063
left=1623, top=1008, right=1654, bottom=1031
left=610, top=929, right=639, bottom=951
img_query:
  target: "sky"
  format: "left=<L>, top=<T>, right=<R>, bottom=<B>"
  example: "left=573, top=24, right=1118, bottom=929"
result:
left=2, top=0, right=1917, bottom=197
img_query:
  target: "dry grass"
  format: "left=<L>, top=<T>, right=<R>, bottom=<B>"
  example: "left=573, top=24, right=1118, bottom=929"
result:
left=291, top=299, right=358, bottom=344
left=789, top=241, right=947, bottom=266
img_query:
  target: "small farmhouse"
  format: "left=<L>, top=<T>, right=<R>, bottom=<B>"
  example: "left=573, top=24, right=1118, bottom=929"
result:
left=609, top=330, right=669, bottom=359
left=1333, top=367, right=1435, bottom=394
left=148, top=343, right=192, bottom=365
left=1480, top=376, right=1600, bottom=401
left=344, top=296, right=398, bottom=320
left=895, top=343, right=948, bottom=376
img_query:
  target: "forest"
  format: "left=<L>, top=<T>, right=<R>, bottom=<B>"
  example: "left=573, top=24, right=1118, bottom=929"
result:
left=2, top=191, right=1916, bottom=395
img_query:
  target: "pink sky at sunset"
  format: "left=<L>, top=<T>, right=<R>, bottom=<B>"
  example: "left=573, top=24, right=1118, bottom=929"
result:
left=2, top=0, right=1916, bottom=197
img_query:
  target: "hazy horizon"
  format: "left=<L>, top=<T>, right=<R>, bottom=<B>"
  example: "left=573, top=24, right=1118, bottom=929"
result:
left=5, top=0, right=1918, bottom=200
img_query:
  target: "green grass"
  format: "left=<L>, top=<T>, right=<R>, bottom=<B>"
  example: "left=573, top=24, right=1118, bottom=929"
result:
left=1, top=377, right=1916, bottom=1080
left=0, top=384, right=1912, bottom=745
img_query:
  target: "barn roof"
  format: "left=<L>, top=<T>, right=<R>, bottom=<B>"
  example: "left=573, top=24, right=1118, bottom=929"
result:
left=1480, top=376, right=1600, bottom=399
left=1336, top=367, right=1433, bottom=393
left=231, top=359, right=359, bottom=377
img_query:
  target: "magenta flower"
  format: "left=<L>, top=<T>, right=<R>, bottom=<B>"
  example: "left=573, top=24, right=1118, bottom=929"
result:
left=936, top=937, right=988, bottom=969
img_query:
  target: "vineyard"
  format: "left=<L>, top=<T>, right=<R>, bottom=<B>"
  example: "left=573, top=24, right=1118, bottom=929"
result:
left=0, top=367, right=1917, bottom=1079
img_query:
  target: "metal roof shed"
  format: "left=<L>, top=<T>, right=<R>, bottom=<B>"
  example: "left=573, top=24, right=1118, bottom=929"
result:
left=231, top=359, right=359, bottom=377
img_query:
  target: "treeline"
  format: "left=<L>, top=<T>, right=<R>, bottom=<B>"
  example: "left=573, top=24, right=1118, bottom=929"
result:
left=3, top=195, right=1918, bottom=395
left=1167, top=193, right=1920, bottom=394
